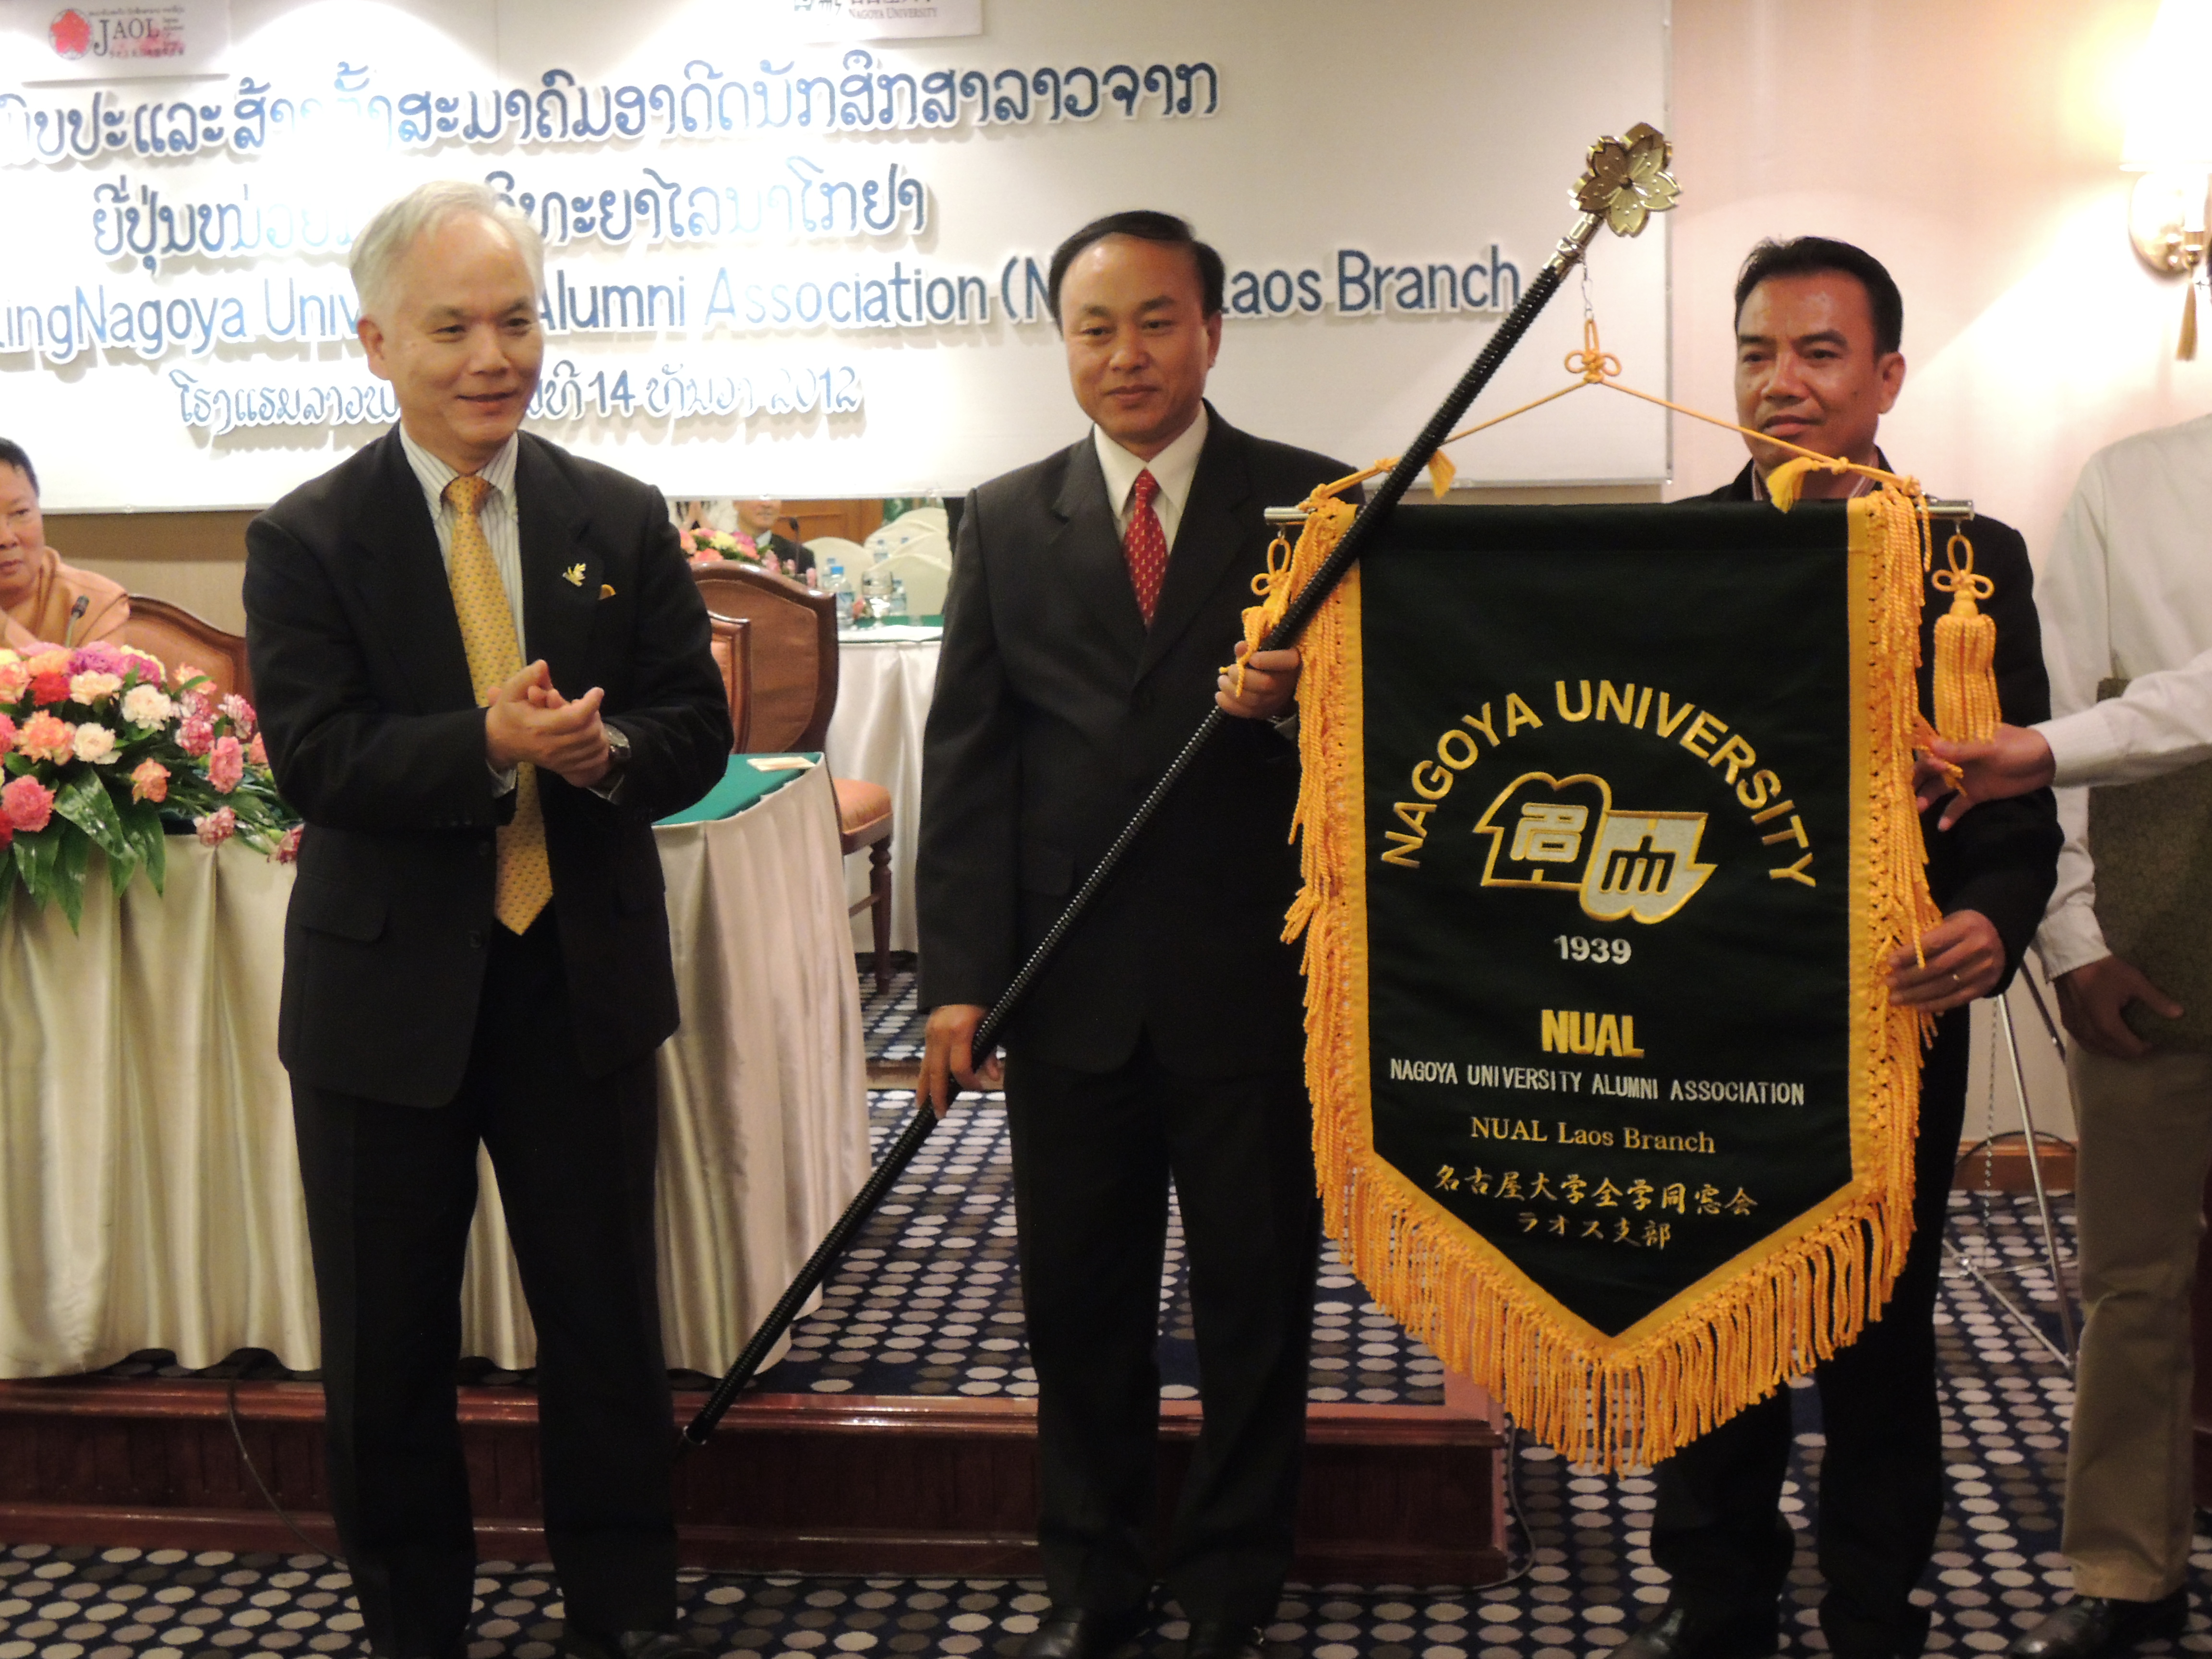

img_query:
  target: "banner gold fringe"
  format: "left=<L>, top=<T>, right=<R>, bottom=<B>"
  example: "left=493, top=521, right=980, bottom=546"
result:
left=1243, top=486, right=1943, bottom=1471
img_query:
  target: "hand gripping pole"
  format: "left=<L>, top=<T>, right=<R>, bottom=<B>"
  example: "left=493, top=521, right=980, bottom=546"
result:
left=680, top=127, right=1677, bottom=1452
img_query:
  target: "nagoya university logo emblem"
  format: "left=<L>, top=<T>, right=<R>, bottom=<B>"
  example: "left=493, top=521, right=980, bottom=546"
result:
left=1471, top=771, right=1715, bottom=924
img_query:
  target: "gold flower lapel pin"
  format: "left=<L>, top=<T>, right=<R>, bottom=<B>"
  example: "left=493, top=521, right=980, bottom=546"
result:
left=561, top=563, right=586, bottom=587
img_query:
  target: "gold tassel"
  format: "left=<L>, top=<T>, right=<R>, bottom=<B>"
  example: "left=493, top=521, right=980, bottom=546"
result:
left=1762, top=454, right=1845, bottom=510
left=2184, top=276, right=2200, bottom=363
left=1930, top=529, right=2001, bottom=743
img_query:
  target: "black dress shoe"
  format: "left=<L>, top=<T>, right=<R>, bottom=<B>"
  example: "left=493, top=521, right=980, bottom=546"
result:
left=559, top=1629, right=709, bottom=1659
left=1182, top=1619, right=1264, bottom=1659
left=1616, top=1606, right=1780, bottom=1659
left=2008, top=1590, right=2188, bottom=1659
left=1020, top=1605, right=1149, bottom=1659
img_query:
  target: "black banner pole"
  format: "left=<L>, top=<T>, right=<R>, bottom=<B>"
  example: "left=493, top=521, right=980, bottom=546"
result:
left=683, top=132, right=1676, bottom=1451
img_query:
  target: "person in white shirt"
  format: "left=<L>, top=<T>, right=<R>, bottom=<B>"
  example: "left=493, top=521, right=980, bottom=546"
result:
left=1923, top=413, right=2212, bottom=1657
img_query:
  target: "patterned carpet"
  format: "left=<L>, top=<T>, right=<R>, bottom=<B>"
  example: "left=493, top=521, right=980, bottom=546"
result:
left=9, top=1195, right=2199, bottom=1659
left=12, top=967, right=2203, bottom=1658
left=749, top=1091, right=1445, bottom=1407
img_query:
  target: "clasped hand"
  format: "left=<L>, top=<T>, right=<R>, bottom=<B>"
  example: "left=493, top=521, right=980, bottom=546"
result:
left=485, top=660, right=611, bottom=788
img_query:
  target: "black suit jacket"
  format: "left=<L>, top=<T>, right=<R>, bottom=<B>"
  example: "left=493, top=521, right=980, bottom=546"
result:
left=1698, top=463, right=2061, bottom=982
left=763, top=530, right=814, bottom=577
left=244, top=428, right=733, bottom=1108
left=917, top=408, right=1350, bottom=1078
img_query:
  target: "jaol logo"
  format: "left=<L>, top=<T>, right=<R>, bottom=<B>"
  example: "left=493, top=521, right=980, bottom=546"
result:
left=49, top=9, right=92, bottom=58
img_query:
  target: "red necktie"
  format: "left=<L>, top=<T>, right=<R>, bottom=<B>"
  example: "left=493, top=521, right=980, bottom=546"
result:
left=1124, top=468, right=1167, bottom=625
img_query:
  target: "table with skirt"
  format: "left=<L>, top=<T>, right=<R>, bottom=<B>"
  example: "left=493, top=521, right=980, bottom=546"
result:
left=827, top=626, right=940, bottom=957
left=0, top=758, right=869, bottom=1379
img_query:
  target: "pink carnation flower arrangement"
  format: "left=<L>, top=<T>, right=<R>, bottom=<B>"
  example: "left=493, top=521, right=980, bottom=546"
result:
left=684, top=526, right=792, bottom=577
left=0, top=643, right=301, bottom=927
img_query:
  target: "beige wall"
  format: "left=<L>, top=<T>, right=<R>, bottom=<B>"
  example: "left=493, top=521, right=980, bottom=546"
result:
left=1668, top=0, right=2194, bottom=562
left=47, top=511, right=255, bottom=634
left=1668, top=0, right=2194, bottom=1141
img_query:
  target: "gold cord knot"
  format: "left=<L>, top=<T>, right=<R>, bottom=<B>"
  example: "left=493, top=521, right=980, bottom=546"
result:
left=1930, top=530, right=1995, bottom=603
left=1565, top=317, right=1621, bottom=385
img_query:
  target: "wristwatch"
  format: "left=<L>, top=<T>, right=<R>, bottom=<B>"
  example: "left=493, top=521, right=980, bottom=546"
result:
left=603, top=724, right=633, bottom=776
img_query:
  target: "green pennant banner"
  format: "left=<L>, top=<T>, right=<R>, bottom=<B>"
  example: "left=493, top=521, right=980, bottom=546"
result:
left=1276, top=499, right=1937, bottom=1469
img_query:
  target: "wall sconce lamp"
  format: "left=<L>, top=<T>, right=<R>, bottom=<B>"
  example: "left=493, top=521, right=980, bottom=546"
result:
left=2125, top=0, right=2212, bottom=357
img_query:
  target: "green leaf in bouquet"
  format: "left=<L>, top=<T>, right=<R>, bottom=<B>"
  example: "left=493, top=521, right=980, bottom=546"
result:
left=52, top=825, right=89, bottom=930
left=53, top=769, right=135, bottom=868
left=12, top=825, right=62, bottom=919
left=117, top=794, right=167, bottom=895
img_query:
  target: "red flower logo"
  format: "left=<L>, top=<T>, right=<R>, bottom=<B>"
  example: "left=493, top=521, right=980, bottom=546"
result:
left=49, top=10, right=91, bottom=58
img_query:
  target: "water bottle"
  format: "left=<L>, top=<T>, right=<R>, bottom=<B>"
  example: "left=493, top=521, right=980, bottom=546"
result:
left=826, top=560, right=850, bottom=629
left=890, top=577, right=910, bottom=622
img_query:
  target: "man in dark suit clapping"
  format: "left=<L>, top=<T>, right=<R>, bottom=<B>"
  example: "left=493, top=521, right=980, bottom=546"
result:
left=244, top=181, right=730, bottom=1659
left=917, top=212, right=1351, bottom=1659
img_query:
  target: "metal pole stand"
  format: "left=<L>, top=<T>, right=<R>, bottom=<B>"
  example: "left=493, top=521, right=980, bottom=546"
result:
left=1946, top=977, right=2079, bottom=1366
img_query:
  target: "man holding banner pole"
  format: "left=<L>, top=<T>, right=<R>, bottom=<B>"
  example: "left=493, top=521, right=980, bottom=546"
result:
left=1621, top=237, right=2061, bottom=1659
left=916, top=210, right=1349, bottom=1659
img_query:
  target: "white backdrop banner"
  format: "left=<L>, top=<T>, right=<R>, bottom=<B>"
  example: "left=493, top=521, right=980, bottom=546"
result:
left=0, top=0, right=1669, bottom=509
left=0, top=0, right=232, bottom=84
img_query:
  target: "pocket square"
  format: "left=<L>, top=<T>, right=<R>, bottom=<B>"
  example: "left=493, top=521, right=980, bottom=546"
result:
left=599, top=584, right=616, bottom=600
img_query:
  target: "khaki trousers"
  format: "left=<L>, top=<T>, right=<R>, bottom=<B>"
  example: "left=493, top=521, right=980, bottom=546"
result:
left=2063, top=1045, right=2212, bottom=1600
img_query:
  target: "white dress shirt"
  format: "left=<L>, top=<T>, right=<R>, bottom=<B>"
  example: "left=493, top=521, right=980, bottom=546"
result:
left=2034, top=412, right=2212, bottom=976
left=1094, top=404, right=1209, bottom=554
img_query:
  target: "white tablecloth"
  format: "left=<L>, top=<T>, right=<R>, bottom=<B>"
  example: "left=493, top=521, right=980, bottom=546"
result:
left=827, top=634, right=940, bottom=955
left=0, top=762, right=869, bottom=1379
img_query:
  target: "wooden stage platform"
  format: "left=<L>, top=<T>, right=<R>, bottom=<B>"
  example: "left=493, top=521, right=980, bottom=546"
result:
left=0, top=1373, right=1509, bottom=1585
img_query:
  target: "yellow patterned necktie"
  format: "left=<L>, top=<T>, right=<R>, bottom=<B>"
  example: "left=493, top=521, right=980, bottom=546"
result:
left=444, top=473, right=553, bottom=934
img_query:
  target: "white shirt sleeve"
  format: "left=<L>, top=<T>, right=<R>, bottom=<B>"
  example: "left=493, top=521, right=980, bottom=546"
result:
left=2032, top=459, right=2115, bottom=977
left=2040, top=644, right=2212, bottom=787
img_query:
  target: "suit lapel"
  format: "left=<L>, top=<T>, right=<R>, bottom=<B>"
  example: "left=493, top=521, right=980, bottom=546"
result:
left=346, top=430, right=477, bottom=715
left=515, top=434, right=597, bottom=696
left=1049, top=436, right=1149, bottom=667
left=1137, top=410, right=1251, bottom=682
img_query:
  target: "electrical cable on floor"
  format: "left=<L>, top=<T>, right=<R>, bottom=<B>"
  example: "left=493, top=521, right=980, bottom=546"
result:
left=1482, top=1416, right=1540, bottom=1591
left=224, top=1369, right=335, bottom=1560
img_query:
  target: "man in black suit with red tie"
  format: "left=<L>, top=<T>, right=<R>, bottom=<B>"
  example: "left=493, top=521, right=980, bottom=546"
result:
left=244, top=181, right=730, bottom=1659
left=916, top=211, right=1351, bottom=1659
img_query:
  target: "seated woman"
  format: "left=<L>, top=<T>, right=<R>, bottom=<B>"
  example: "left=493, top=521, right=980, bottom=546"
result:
left=0, top=437, right=129, bottom=652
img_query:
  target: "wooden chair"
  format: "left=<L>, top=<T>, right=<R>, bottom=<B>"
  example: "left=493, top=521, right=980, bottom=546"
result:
left=691, top=564, right=895, bottom=990
left=707, top=614, right=754, bottom=754
left=114, top=597, right=252, bottom=701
